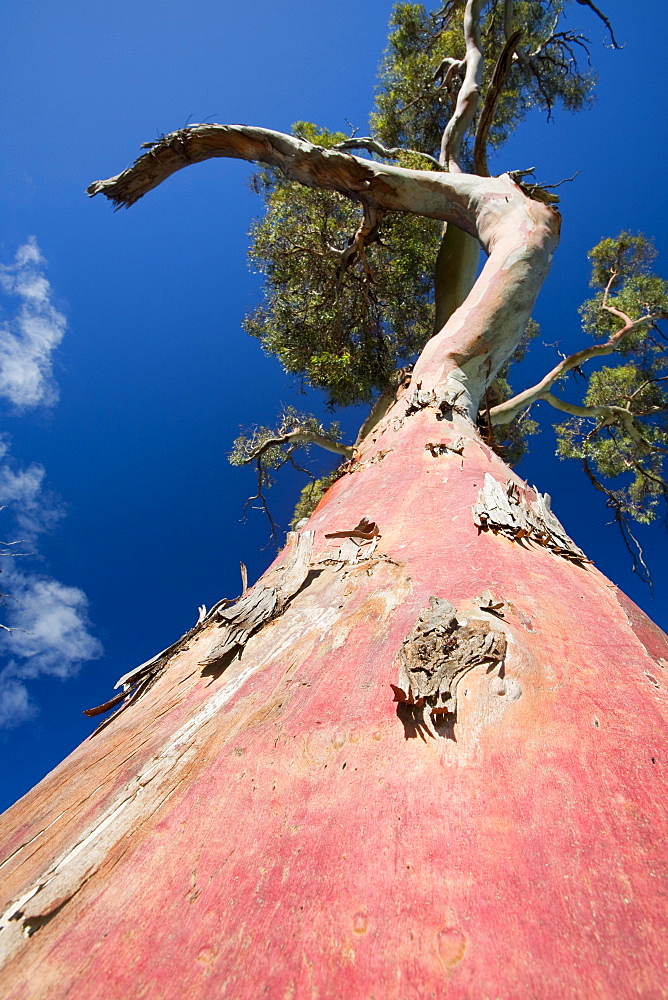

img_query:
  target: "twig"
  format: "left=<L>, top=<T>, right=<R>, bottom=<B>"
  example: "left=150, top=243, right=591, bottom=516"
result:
left=574, top=0, right=622, bottom=48
left=582, top=457, right=651, bottom=586
left=333, top=137, right=442, bottom=170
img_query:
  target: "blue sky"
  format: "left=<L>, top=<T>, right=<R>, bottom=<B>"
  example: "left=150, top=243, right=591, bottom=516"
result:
left=0, top=0, right=666, bottom=810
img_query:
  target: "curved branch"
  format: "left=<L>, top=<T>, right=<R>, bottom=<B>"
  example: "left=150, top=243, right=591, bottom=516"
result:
left=89, top=123, right=560, bottom=415
left=574, top=0, right=622, bottom=49
left=490, top=314, right=665, bottom=425
left=333, top=137, right=442, bottom=170
left=542, top=393, right=651, bottom=453
left=88, top=124, right=482, bottom=232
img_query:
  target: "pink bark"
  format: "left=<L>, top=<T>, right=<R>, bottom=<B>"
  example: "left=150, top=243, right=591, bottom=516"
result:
left=0, top=406, right=666, bottom=999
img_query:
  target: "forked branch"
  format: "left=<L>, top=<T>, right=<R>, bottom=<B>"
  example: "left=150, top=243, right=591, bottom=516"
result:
left=490, top=312, right=667, bottom=426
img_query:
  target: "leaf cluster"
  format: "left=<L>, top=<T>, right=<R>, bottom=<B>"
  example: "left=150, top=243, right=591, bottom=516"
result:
left=581, top=233, right=668, bottom=344
left=245, top=123, right=440, bottom=406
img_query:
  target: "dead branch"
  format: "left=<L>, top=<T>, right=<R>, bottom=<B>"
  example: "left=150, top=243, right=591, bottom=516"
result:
left=582, top=457, right=651, bottom=584
left=87, top=123, right=489, bottom=243
left=574, top=0, right=622, bottom=49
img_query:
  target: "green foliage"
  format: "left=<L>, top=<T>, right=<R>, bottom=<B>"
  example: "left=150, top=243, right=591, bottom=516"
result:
left=231, top=2, right=626, bottom=536
left=245, top=124, right=440, bottom=406
left=555, top=236, right=668, bottom=525
left=290, top=470, right=342, bottom=529
left=556, top=411, right=668, bottom=525
left=580, top=233, right=668, bottom=344
left=242, top=2, right=609, bottom=418
left=372, top=1, right=597, bottom=168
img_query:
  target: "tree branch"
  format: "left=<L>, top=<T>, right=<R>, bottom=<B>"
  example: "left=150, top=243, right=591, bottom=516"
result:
left=440, top=0, right=484, bottom=170
left=89, top=123, right=560, bottom=415
left=541, top=393, right=651, bottom=454
left=333, top=137, right=442, bottom=170
left=240, top=430, right=353, bottom=463
left=582, top=457, right=651, bottom=584
left=574, top=0, right=622, bottom=49
left=490, top=313, right=665, bottom=425
left=89, top=124, right=489, bottom=236
left=473, top=28, right=522, bottom=176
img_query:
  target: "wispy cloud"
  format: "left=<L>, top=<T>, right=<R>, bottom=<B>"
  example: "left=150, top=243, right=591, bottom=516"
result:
left=0, top=437, right=62, bottom=537
left=0, top=564, right=102, bottom=728
left=0, top=239, right=102, bottom=727
left=0, top=237, right=66, bottom=409
left=0, top=677, right=34, bottom=729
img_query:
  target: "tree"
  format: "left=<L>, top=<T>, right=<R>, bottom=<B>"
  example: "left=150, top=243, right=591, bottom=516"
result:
left=1, top=2, right=667, bottom=997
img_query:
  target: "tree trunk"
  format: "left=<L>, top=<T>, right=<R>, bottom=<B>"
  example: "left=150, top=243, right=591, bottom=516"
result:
left=1, top=397, right=667, bottom=999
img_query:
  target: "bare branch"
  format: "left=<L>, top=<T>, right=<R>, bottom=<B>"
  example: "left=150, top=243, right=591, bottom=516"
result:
left=335, top=204, right=386, bottom=278
left=540, top=171, right=580, bottom=191
left=88, top=123, right=495, bottom=242
left=490, top=313, right=666, bottom=425
left=574, top=0, right=622, bottom=49
left=333, top=137, right=442, bottom=170
left=244, top=469, right=281, bottom=543
left=582, top=458, right=651, bottom=585
left=89, top=122, right=561, bottom=416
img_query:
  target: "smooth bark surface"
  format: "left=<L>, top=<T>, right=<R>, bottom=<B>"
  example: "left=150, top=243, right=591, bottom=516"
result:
left=0, top=403, right=667, bottom=999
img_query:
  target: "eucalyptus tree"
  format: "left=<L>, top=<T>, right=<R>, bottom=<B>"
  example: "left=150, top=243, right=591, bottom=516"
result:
left=1, top=4, right=667, bottom=999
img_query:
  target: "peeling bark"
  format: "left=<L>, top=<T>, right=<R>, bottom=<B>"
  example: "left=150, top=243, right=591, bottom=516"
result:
left=392, top=596, right=507, bottom=735
left=1, top=49, right=666, bottom=995
left=1, top=411, right=668, bottom=999
left=472, top=472, right=588, bottom=562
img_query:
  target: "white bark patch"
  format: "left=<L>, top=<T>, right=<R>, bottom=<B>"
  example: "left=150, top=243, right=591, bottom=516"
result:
left=0, top=649, right=268, bottom=962
left=472, top=473, right=588, bottom=564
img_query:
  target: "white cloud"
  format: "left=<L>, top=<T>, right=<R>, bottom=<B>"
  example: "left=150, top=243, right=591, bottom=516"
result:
left=0, top=463, right=102, bottom=726
left=0, top=676, right=35, bottom=729
left=0, top=237, right=66, bottom=409
left=1, top=564, right=102, bottom=679
left=0, top=450, right=62, bottom=536
left=0, top=240, right=103, bottom=728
